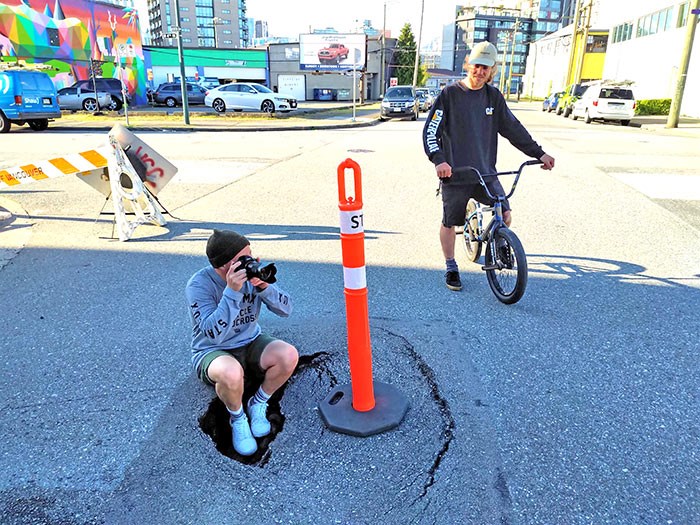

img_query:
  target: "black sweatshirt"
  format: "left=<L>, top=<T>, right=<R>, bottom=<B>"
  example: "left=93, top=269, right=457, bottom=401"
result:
left=422, top=81, right=545, bottom=175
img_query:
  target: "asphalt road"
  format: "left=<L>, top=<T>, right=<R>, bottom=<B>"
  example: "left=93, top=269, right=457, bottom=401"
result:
left=0, top=106, right=698, bottom=524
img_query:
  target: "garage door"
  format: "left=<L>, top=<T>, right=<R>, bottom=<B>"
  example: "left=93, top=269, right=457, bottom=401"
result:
left=278, top=75, right=306, bottom=101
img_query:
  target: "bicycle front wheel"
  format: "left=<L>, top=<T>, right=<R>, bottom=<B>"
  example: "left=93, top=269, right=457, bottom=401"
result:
left=485, top=227, right=528, bottom=304
left=462, top=198, right=482, bottom=262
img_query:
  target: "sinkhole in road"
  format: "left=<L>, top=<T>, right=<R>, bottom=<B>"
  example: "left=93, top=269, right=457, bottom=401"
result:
left=198, top=353, right=331, bottom=465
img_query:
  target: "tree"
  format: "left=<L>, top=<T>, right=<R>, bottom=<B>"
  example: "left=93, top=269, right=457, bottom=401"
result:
left=393, top=23, right=426, bottom=86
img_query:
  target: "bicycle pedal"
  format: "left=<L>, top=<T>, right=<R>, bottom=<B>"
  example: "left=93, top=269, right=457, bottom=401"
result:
left=481, top=264, right=500, bottom=271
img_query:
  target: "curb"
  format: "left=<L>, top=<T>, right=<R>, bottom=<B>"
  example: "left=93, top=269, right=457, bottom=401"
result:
left=49, top=116, right=383, bottom=134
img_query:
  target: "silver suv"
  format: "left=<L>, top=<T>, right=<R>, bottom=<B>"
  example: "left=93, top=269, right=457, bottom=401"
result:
left=70, top=78, right=131, bottom=110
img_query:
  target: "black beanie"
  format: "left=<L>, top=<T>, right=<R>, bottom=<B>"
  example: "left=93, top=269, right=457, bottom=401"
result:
left=206, top=229, right=250, bottom=268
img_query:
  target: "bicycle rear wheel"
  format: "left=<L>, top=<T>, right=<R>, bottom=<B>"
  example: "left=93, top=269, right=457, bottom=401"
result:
left=462, top=198, right=482, bottom=262
left=485, top=227, right=527, bottom=304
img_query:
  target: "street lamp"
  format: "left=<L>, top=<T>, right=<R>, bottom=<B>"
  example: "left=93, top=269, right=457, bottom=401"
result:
left=212, top=16, right=224, bottom=48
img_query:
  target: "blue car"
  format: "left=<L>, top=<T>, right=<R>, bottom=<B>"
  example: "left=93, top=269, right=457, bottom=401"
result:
left=542, top=91, right=563, bottom=113
left=0, top=69, right=61, bottom=133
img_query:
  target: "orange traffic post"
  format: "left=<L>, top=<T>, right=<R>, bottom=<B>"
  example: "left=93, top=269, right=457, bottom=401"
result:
left=318, top=159, right=408, bottom=437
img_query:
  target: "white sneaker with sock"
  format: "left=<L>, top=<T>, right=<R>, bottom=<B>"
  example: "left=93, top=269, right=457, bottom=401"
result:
left=247, top=400, right=271, bottom=438
left=230, top=413, right=257, bottom=456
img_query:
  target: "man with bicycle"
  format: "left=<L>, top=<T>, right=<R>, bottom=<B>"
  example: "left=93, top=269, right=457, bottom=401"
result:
left=422, top=41, right=555, bottom=291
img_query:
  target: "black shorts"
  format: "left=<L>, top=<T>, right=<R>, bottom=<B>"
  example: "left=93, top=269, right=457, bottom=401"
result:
left=441, top=174, right=510, bottom=228
left=197, top=333, right=276, bottom=385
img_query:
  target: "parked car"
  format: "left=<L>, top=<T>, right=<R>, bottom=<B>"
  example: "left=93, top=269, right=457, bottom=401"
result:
left=204, top=82, right=297, bottom=113
left=153, top=82, right=207, bottom=107
left=318, top=43, right=350, bottom=64
left=542, top=91, right=563, bottom=112
left=380, top=85, right=419, bottom=121
left=70, top=77, right=130, bottom=110
left=555, top=83, right=589, bottom=117
left=415, top=88, right=434, bottom=111
left=57, top=86, right=112, bottom=112
left=571, top=83, right=636, bottom=126
left=0, top=69, right=61, bottom=133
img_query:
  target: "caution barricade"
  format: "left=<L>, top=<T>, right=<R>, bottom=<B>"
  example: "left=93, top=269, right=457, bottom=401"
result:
left=0, top=124, right=178, bottom=241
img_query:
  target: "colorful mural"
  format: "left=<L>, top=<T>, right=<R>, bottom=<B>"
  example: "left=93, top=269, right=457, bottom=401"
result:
left=0, top=0, right=146, bottom=103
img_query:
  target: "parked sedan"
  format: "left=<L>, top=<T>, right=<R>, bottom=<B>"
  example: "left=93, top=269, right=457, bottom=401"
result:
left=57, top=86, right=112, bottom=112
left=542, top=91, right=563, bottom=112
left=153, top=82, right=207, bottom=107
left=204, top=83, right=297, bottom=114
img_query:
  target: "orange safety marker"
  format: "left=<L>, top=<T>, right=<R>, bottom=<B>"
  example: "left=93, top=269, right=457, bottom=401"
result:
left=318, top=158, right=408, bottom=437
left=337, top=157, right=375, bottom=412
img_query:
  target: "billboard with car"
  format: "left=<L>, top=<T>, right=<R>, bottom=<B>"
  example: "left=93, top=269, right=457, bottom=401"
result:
left=299, top=34, right=366, bottom=71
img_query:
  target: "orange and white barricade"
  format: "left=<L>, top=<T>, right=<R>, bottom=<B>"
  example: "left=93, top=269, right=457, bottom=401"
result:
left=0, top=124, right=177, bottom=241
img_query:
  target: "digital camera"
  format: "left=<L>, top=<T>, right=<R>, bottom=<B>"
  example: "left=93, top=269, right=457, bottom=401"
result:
left=236, top=255, right=277, bottom=284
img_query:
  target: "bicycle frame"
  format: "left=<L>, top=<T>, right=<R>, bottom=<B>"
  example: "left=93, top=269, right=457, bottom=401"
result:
left=458, top=159, right=541, bottom=264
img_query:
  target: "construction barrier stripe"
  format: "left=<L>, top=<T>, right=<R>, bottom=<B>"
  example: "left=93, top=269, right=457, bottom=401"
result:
left=20, top=164, right=49, bottom=181
left=343, top=266, right=367, bottom=290
left=0, top=148, right=110, bottom=188
left=80, top=150, right=109, bottom=169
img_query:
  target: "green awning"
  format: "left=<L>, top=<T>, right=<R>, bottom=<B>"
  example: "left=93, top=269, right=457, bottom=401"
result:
left=144, top=47, right=266, bottom=69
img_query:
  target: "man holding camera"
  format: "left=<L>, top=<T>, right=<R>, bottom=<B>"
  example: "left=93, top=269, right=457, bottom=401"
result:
left=186, top=229, right=298, bottom=456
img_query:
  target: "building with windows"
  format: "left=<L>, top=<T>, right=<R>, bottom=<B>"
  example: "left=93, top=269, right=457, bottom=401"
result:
left=454, top=5, right=534, bottom=94
left=521, top=1, right=699, bottom=117
left=530, top=0, right=576, bottom=37
left=146, top=0, right=248, bottom=48
left=604, top=1, right=698, bottom=116
left=438, top=1, right=574, bottom=81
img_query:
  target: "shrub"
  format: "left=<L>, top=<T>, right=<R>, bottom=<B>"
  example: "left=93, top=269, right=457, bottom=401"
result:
left=635, top=99, right=672, bottom=116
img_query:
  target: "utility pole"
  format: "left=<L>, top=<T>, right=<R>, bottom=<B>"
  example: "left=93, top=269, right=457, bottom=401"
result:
left=565, top=0, right=582, bottom=86
left=498, top=33, right=509, bottom=93
left=412, top=0, right=425, bottom=87
left=667, top=0, right=699, bottom=128
left=506, top=18, right=520, bottom=100
left=172, top=0, right=190, bottom=124
left=380, top=2, right=386, bottom=96
left=573, top=1, right=592, bottom=85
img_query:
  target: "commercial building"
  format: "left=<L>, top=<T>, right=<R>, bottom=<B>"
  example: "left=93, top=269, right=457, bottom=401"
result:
left=603, top=1, right=699, bottom=116
left=454, top=5, right=534, bottom=94
left=267, top=36, right=396, bottom=101
left=146, top=0, right=248, bottom=48
left=143, top=46, right=266, bottom=88
left=522, top=0, right=699, bottom=117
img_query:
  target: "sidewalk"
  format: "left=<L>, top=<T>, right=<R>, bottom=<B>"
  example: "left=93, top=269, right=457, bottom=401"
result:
left=631, top=114, right=700, bottom=138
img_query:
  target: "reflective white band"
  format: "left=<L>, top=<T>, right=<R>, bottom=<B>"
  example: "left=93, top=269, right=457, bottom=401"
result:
left=339, top=210, right=364, bottom=234
left=343, top=266, right=366, bottom=290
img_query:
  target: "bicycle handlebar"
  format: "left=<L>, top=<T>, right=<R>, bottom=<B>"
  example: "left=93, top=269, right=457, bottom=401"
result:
left=450, top=159, right=543, bottom=201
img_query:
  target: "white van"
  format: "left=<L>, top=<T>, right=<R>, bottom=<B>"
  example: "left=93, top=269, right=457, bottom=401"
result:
left=571, top=83, right=636, bottom=126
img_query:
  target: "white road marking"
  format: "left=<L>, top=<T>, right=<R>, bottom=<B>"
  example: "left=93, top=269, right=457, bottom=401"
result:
left=611, top=173, right=700, bottom=200
left=171, top=160, right=266, bottom=184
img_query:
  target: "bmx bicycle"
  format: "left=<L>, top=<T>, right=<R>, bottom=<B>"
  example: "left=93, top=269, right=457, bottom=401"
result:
left=456, top=159, right=543, bottom=305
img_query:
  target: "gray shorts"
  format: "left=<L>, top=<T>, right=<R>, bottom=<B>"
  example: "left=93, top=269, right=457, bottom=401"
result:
left=441, top=175, right=510, bottom=228
left=197, top=333, right=276, bottom=385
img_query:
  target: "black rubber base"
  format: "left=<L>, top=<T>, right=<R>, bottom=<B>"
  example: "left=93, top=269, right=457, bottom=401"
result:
left=318, top=382, right=409, bottom=437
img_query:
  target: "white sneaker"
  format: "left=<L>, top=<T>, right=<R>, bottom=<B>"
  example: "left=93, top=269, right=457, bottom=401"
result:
left=230, top=414, right=257, bottom=456
left=247, top=401, right=271, bottom=438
